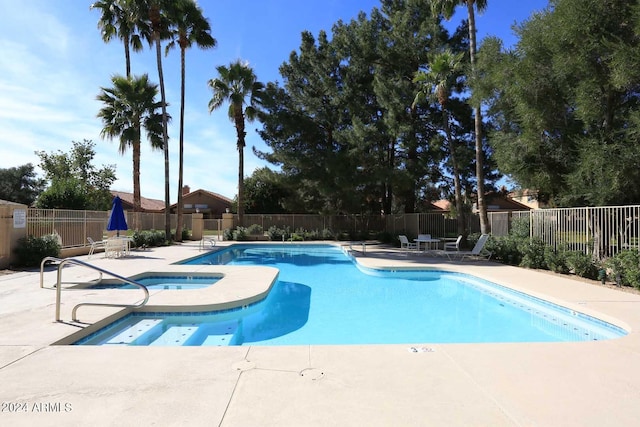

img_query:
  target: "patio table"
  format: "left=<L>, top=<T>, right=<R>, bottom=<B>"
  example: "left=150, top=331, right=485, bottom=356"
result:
left=414, top=237, right=440, bottom=252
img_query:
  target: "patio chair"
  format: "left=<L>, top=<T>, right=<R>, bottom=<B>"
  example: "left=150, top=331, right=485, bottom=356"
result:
left=87, top=237, right=106, bottom=258
left=443, top=235, right=462, bottom=251
left=105, top=237, right=127, bottom=258
left=398, top=235, right=417, bottom=253
left=444, top=234, right=492, bottom=261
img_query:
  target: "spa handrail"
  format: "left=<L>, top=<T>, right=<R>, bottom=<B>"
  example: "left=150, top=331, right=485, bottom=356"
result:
left=40, top=257, right=103, bottom=288
left=41, top=257, right=150, bottom=322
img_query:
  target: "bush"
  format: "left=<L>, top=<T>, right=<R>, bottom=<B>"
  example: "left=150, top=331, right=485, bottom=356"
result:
left=290, top=231, right=304, bottom=241
left=131, top=230, right=168, bottom=248
left=181, top=228, right=191, bottom=241
left=376, top=231, right=394, bottom=244
left=246, top=224, right=263, bottom=235
left=233, top=227, right=248, bottom=241
left=544, top=246, right=570, bottom=274
left=606, top=249, right=640, bottom=288
left=321, top=228, right=334, bottom=240
left=486, top=236, right=522, bottom=266
left=510, top=217, right=531, bottom=240
left=267, top=226, right=290, bottom=241
left=566, top=251, right=599, bottom=279
left=14, top=234, right=61, bottom=267
left=223, top=228, right=233, bottom=241
left=520, top=238, right=548, bottom=269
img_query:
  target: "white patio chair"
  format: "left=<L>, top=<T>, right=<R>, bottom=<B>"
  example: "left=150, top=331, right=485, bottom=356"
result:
left=398, top=235, right=417, bottom=253
left=443, top=235, right=462, bottom=251
left=87, top=237, right=106, bottom=258
left=445, top=234, right=492, bottom=261
left=105, top=237, right=127, bottom=258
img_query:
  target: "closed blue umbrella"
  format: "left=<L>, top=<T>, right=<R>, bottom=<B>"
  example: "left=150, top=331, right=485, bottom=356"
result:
left=107, top=196, right=128, bottom=237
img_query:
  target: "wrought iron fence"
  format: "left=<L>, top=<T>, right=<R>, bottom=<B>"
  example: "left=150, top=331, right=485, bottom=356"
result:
left=530, top=206, right=640, bottom=259
left=24, top=205, right=640, bottom=260
left=27, top=209, right=107, bottom=248
left=241, top=214, right=387, bottom=237
left=26, top=209, right=193, bottom=248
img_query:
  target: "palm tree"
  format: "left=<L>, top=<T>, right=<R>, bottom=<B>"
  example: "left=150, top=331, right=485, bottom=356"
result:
left=208, top=61, right=264, bottom=227
left=131, top=0, right=173, bottom=240
left=414, top=49, right=467, bottom=238
left=165, top=0, right=216, bottom=241
left=97, top=74, right=164, bottom=214
left=432, top=0, right=490, bottom=234
left=90, top=0, right=148, bottom=77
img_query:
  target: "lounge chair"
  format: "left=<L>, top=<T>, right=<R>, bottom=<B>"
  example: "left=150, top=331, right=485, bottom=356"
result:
left=444, top=234, right=492, bottom=261
left=87, top=237, right=106, bottom=257
left=398, top=235, right=417, bottom=253
left=443, top=235, right=462, bottom=251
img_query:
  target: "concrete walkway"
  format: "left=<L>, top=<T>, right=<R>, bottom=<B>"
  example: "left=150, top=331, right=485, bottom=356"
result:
left=1, top=241, right=640, bottom=426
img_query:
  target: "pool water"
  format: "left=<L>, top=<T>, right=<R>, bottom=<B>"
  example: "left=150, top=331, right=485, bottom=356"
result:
left=90, top=275, right=220, bottom=290
left=75, top=244, right=626, bottom=346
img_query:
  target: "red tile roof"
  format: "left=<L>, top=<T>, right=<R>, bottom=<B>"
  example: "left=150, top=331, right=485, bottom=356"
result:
left=110, top=191, right=166, bottom=212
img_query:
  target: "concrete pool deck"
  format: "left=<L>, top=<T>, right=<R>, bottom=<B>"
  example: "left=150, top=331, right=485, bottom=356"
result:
left=1, top=241, right=640, bottom=426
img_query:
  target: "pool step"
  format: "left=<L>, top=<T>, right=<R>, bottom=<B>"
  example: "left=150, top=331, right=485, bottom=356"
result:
left=200, top=322, right=240, bottom=346
left=150, top=324, right=198, bottom=346
left=103, top=319, right=163, bottom=345
left=201, top=334, right=234, bottom=346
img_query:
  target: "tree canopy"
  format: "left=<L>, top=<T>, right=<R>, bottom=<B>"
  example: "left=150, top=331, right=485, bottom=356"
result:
left=254, top=0, right=490, bottom=215
left=0, top=164, right=45, bottom=205
left=479, top=0, right=640, bottom=206
left=35, top=140, right=116, bottom=210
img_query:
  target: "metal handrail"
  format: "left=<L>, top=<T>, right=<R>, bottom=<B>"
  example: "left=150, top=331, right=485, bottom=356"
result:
left=42, top=257, right=150, bottom=322
left=40, top=256, right=103, bottom=288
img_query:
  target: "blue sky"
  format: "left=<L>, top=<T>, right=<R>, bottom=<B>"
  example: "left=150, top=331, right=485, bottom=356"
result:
left=0, top=0, right=548, bottom=203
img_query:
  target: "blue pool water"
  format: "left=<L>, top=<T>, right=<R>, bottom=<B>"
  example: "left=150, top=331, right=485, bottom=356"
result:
left=75, top=244, right=627, bottom=346
left=89, top=275, right=220, bottom=290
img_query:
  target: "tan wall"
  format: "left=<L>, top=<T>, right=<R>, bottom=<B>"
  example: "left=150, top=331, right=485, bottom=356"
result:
left=222, top=213, right=235, bottom=231
left=191, top=213, right=203, bottom=240
left=0, top=203, right=28, bottom=269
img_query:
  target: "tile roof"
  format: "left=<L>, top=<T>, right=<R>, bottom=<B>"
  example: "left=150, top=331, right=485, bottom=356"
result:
left=110, top=191, right=166, bottom=212
left=169, top=188, right=233, bottom=208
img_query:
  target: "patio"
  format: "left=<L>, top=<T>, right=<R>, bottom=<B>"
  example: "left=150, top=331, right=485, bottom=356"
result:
left=1, top=241, right=639, bottom=426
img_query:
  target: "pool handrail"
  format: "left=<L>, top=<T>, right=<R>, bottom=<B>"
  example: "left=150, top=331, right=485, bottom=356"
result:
left=40, top=257, right=103, bottom=289
left=41, top=257, right=150, bottom=322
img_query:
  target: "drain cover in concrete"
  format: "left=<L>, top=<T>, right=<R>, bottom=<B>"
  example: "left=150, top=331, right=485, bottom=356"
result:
left=299, top=368, right=324, bottom=380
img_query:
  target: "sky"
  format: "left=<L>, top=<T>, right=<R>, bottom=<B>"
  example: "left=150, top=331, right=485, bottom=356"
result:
left=0, top=0, right=549, bottom=204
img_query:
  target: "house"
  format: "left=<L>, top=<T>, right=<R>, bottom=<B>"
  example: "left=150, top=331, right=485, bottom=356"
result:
left=508, top=189, right=548, bottom=210
left=431, top=192, right=531, bottom=214
left=430, top=200, right=451, bottom=212
left=169, top=186, right=233, bottom=219
left=110, top=191, right=165, bottom=212
left=472, top=191, right=531, bottom=212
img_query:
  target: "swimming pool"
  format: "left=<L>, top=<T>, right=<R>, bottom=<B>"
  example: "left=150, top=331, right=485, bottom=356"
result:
left=86, top=274, right=221, bottom=290
left=74, top=244, right=627, bottom=346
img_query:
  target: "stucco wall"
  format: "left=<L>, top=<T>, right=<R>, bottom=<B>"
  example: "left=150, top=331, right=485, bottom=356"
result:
left=0, top=203, right=28, bottom=269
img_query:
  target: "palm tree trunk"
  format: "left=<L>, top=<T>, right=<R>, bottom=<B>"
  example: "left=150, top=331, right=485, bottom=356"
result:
left=124, top=35, right=131, bottom=78
left=238, top=143, right=244, bottom=227
left=467, top=0, right=490, bottom=234
left=133, top=140, right=141, bottom=212
left=444, top=110, right=465, bottom=237
left=234, top=108, right=246, bottom=227
left=175, top=46, right=186, bottom=242
left=154, top=34, right=171, bottom=241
